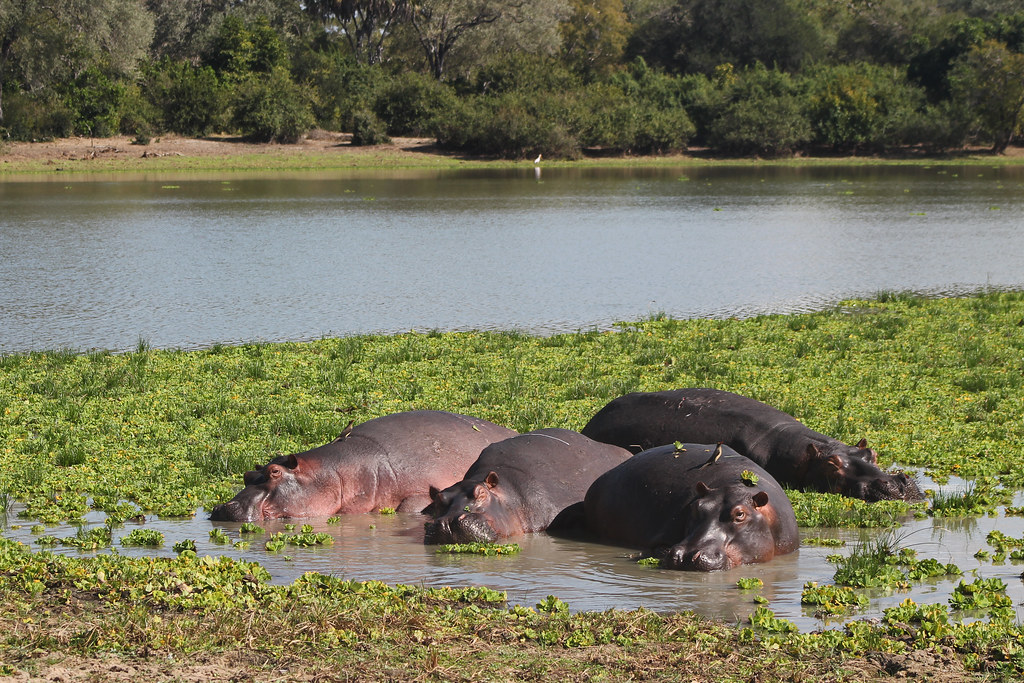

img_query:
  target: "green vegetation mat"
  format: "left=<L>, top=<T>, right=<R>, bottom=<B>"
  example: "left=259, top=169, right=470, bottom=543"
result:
left=2, top=291, right=1024, bottom=679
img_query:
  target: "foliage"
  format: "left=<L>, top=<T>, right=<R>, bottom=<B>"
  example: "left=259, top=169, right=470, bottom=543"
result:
left=800, top=581, right=870, bottom=616
left=143, top=59, right=225, bottom=136
left=706, top=64, right=813, bottom=157
left=231, top=66, right=315, bottom=143
left=1, top=0, right=1023, bottom=157
left=373, top=71, right=457, bottom=136
left=560, top=0, right=630, bottom=76
left=829, top=536, right=961, bottom=590
left=204, top=14, right=287, bottom=79
left=803, top=62, right=927, bottom=152
left=436, top=542, right=521, bottom=556
left=349, top=108, right=391, bottom=145
left=948, top=39, right=1024, bottom=152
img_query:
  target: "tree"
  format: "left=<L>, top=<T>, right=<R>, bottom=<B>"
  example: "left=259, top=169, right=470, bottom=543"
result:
left=408, top=0, right=505, bottom=79
left=804, top=63, right=926, bottom=152
left=948, top=39, right=1024, bottom=152
left=204, top=14, right=287, bottom=78
left=560, top=0, right=630, bottom=76
left=304, top=0, right=413, bottom=65
left=0, top=0, right=153, bottom=124
left=626, top=0, right=823, bottom=74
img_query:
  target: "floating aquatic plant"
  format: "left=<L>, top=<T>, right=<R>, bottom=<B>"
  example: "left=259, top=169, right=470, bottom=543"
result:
left=119, top=528, right=164, bottom=547
left=436, top=542, right=520, bottom=556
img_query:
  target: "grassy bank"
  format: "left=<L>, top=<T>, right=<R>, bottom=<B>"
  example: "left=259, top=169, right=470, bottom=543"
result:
left=3, top=135, right=1024, bottom=177
left=2, top=291, right=1024, bottom=679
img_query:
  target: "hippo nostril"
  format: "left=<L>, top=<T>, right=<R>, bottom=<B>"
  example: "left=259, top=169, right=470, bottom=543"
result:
left=675, top=546, right=727, bottom=572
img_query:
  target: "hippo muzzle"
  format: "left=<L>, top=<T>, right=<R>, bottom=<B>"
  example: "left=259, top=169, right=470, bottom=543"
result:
left=665, top=543, right=734, bottom=572
left=849, top=471, right=922, bottom=502
left=423, top=513, right=499, bottom=545
left=209, top=493, right=267, bottom=522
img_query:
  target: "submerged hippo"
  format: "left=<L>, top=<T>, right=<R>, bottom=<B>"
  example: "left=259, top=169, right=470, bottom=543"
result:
left=584, top=443, right=799, bottom=571
left=209, top=411, right=516, bottom=522
left=581, top=388, right=920, bottom=502
left=422, top=428, right=632, bottom=544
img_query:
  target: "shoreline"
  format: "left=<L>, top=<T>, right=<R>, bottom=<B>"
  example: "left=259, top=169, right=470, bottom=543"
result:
left=3, top=133, right=1024, bottom=177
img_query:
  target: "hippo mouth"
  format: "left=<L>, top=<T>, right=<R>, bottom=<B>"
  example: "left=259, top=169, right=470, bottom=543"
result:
left=423, top=514, right=498, bottom=545
left=855, top=471, right=923, bottom=502
left=662, top=543, right=740, bottom=572
left=209, top=496, right=267, bottom=522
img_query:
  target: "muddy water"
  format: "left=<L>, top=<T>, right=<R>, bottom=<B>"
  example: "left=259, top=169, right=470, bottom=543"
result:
left=3, top=477, right=1022, bottom=632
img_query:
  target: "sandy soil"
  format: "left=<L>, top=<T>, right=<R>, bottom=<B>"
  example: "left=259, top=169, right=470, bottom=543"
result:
left=0, top=132, right=453, bottom=168
left=3, top=133, right=1021, bottom=170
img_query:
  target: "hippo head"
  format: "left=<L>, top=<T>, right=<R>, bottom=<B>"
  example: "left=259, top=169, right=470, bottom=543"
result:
left=422, top=472, right=511, bottom=544
left=807, top=444, right=922, bottom=502
left=851, top=438, right=879, bottom=464
left=209, top=454, right=336, bottom=521
left=663, top=482, right=791, bottom=572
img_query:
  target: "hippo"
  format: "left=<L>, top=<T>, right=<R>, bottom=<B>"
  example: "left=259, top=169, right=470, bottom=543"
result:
left=422, top=428, right=632, bottom=544
left=581, top=388, right=920, bottom=502
left=584, top=443, right=799, bottom=571
left=209, top=411, right=517, bottom=522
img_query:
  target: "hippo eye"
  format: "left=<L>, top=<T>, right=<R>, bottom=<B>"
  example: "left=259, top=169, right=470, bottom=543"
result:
left=732, top=508, right=747, bottom=523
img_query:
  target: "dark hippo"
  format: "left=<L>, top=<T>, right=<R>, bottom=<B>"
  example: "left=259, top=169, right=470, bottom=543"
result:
left=209, top=411, right=516, bottom=522
left=422, top=428, right=632, bottom=544
left=581, top=388, right=920, bottom=502
left=584, top=443, right=799, bottom=571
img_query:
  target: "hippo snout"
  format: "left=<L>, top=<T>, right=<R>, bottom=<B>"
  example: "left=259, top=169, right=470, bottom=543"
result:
left=665, top=544, right=730, bottom=572
left=861, top=472, right=923, bottom=502
left=209, top=499, right=260, bottom=522
left=423, top=513, right=498, bottom=545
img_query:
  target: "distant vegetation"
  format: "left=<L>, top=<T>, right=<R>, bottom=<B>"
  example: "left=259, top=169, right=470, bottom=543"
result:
left=1, top=0, right=1023, bottom=158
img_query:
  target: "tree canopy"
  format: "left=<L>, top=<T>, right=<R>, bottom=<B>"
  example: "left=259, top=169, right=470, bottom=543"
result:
left=1, top=0, right=1022, bottom=157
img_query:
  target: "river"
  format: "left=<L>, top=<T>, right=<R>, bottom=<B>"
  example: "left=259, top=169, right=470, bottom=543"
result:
left=2, top=164, right=1023, bottom=353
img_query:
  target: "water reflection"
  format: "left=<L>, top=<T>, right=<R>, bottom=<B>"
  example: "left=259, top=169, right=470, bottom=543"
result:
left=3, top=165, right=1024, bottom=353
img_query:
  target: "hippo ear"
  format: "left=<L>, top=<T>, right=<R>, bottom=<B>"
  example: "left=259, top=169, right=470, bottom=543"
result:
left=805, top=443, right=823, bottom=459
left=428, top=486, right=442, bottom=503
left=286, top=453, right=299, bottom=469
left=752, top=491, right=770, bottom=508
left=485, top=471, right=500, bottom=488
left=695, top=482, right=712, bottom=497
left=856, top=438, right=868, bottom=449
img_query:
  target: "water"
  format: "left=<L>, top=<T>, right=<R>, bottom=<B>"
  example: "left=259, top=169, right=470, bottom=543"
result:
left=2, top=165, right=1023, bottom=353
left=4, top=477, right=1023, bottom=632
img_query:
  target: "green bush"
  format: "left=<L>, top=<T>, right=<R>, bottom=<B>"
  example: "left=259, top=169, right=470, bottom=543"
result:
left=804, top=63, right=927, bottom=152
left=146, top=60, right=226, bottom=136
left=374, top=71, right=457, bottom=136
left=231, top=67, right=315, bottom=143
left=60, top=67, right=132, bottom=137
left=299, top=50, right=387, bottom=132
left=435, top=92, right=581, bottom=159
left=706, top=65, right=812, bottom=156
left=0, top=91, right=75, bottom=141
left=578, top=85, right=694, bottom=154
left=349, top=109, right=390, bottom=145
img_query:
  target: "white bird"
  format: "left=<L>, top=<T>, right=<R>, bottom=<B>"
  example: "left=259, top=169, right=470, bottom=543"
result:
left=534, top=154, right=542, bottom=164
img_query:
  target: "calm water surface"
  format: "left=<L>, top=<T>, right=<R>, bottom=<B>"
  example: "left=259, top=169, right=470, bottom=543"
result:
left=2, top=165, right=1024, bottom=352
left=3, top=475, right=1022, bottom=632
